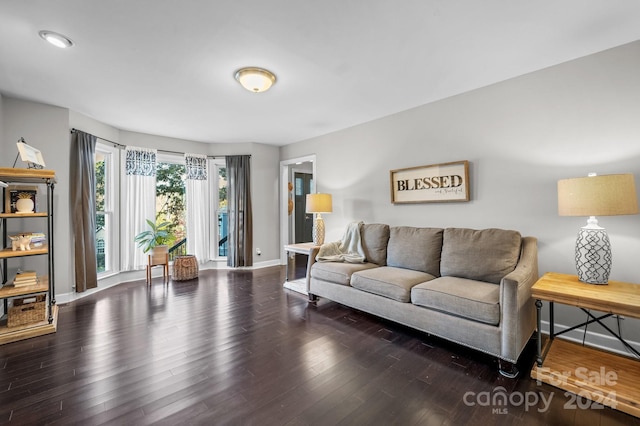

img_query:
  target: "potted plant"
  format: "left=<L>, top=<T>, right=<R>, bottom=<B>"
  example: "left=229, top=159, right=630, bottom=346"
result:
left=134, top=219, right=176, bottom=257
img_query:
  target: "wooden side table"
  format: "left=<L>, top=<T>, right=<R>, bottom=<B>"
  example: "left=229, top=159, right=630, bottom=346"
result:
left=283, top=242, right=320, bottom=295
left=531, top=272, right=640, bottom=417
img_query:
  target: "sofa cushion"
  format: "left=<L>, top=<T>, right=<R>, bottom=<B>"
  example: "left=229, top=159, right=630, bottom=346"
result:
left=311, top=262, right=379, bottom=286
left=351, top=266, right=436, bottom=302
left=386, top=226, right=443, bottom=276
left=411, top=276, right=500, bottom=325
left=440, top=228, right=521, bottom=284
left=360, top=223, right=390, bottom=266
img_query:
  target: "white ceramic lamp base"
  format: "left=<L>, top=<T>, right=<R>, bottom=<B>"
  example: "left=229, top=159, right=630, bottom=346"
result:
left=312, top=215, right=325, bottom=246
left=575, top=218, right=611, bottom=284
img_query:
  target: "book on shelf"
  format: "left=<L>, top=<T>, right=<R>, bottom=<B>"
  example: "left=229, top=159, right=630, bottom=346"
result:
left=29, top=232, right=47, bottom=248
left=12, top=271, right=39, bottom=287
left=12, top=280, right=38, bottom=288
left=15, top=270, right=37, bottom=280
left=29, top=232, right=46, bottom=241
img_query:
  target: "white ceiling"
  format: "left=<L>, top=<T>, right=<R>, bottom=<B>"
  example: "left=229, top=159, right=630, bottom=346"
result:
left=1, top=1, right=640, bottom=146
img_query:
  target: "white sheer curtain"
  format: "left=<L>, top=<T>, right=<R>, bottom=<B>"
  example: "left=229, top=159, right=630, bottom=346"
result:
left=185, top=153, right=210, bottom=263
left=122, top=146, right=157, bottom=271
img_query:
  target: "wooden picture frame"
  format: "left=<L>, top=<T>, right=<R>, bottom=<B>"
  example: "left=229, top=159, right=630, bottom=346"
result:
left=4, top=185, right=38, bottom=213
left=390, top=160, right=470, bottom=204
left=17, top=141, right=46, bottom=168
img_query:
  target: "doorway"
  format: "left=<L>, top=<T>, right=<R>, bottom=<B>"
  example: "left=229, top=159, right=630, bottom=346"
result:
left=294, top=172, right=313, bottom=243
left=280, top=155, right=316, bottom=265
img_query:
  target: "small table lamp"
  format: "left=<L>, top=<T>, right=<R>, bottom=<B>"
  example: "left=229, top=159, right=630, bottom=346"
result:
left=558, top=173, right=638, bottom=284
left=306, top=193, right=332, bottom=245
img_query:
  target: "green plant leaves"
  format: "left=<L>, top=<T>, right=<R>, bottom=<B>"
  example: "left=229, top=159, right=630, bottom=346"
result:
left=134, top=219, right=176, bottom=252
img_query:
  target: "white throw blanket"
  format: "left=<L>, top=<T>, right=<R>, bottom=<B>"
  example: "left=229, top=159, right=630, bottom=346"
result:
left=316, top=221, right=366, bottom=263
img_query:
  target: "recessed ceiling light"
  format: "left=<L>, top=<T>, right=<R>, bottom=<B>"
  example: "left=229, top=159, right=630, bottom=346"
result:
left=39, top=30, right=74, bottom=48
left=234, top=67, right=276, bottom=93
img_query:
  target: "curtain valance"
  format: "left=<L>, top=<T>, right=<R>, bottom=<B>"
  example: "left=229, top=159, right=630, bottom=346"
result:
left=125, top=146, right=157, bottom=176
left=185, top=153, right=208, bottom=180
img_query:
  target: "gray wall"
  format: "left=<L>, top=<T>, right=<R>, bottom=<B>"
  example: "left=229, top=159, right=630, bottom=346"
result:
left=281, top=41, right=640, bottom=353
left=0, top=94, right=3, bottom=142
left=1, top=98, right=73, bottom=299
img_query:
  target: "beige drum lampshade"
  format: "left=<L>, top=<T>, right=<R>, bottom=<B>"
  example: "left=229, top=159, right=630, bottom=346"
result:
left=557, top=173, right=638, bottom=284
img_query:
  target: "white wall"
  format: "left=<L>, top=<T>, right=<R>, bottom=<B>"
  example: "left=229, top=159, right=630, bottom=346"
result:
left=280, top=41, right=640, bottom=353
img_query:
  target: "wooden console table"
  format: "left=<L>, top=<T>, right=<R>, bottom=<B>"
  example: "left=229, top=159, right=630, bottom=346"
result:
left=531, top=272, right=640, bottom=417
left=283, top=243, right=320, bottom=295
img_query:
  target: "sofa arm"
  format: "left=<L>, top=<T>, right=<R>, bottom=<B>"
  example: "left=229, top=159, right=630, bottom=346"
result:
left=499, top=236, right=539, bottom=362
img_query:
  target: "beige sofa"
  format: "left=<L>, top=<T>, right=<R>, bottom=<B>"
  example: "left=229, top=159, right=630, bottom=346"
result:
left=308, top=224, right=538, bottom=377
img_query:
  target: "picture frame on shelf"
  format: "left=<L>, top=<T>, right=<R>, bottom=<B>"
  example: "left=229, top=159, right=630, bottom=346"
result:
left=16, top=141, right=46, bottom=169
left=4, top=185, right=38, bottom=214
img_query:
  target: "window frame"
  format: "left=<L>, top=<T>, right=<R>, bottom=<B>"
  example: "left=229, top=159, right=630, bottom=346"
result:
left=95, top=141, right=119, bottom=278
left=210, top=159, right=227, bottom=260
left=155, top=152, right=187, bottom=259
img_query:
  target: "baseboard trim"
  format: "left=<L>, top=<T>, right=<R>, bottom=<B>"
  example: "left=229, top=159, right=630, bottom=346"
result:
left=56, top=258, right=282, bottom=304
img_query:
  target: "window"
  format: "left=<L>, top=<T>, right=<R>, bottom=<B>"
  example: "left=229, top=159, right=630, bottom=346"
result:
left=212, top=160, right=228, bottom=258
left=156, top=155, right=186, bottom=260
left=95, top=143, right=118, bottom=275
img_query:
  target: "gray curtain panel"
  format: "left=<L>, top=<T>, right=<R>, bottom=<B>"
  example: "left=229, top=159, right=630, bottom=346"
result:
left=226, top=155, right=253, bottom=267
left=70, top=130, right=98, bottom=292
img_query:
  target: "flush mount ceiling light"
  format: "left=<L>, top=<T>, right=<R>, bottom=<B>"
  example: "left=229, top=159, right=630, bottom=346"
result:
left=234, top=67, right=276, bottom=93
left=39, top=30, right=74, bottom=48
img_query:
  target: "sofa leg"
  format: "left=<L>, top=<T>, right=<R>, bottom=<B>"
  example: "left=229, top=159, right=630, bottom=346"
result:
left=308, top=293, right=318, bottom=302
left=498, top=359, right=519, bottom=378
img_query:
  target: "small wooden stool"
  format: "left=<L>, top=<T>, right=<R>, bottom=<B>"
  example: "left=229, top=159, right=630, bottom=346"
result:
left=173, top=255, right=198, bottom=281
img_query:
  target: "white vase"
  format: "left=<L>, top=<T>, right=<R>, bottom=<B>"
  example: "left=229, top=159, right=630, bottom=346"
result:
left=16, top=198, right=34, bottom=213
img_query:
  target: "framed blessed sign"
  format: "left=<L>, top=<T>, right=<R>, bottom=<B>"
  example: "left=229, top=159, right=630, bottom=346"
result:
left=390, top=160, right=470, bottom=204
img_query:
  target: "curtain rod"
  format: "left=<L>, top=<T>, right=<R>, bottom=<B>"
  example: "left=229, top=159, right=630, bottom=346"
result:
left=70, top=128, right=238, bottom=159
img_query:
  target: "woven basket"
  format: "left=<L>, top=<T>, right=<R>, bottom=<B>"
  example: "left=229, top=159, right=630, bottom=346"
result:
left=8, top=294, right=46, bottom=327
left=173, top=255, right=198, bottom=281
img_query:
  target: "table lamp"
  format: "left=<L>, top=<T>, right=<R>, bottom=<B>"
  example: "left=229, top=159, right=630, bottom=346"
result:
left=558, top=173, right=638, bottom=284
left=306, top=193, right=332, bottom=245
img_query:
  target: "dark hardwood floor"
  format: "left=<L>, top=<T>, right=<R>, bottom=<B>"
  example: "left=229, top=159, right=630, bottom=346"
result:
left=1, top=258, right=638, bottom=425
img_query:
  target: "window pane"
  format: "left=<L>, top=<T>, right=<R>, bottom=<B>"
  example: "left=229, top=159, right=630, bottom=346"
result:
left=96, top=213, right=108, bottom=273
left=95, top=154, right=106, bottom=212
left=156, top=162, right=186, bottom=260
left=217, top=166, right=228, bottom=257
left=95, top=152, right=108, bottom=273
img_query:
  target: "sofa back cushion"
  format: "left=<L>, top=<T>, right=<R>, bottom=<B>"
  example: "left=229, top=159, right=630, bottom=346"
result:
left=440, top=228, right=522, bottom=284
left=360, top=223, right=390, bottom=266
left=386, top=226, right=443, bottom=276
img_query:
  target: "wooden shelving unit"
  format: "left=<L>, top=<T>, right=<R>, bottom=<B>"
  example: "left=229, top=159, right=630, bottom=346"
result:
left=0, top=212, right=48, bottom=218
left=0, top=245, right=49, bottom=259
left=0, top=167, right=57, bottom=344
